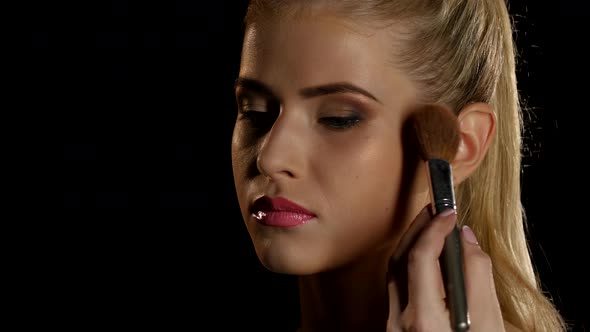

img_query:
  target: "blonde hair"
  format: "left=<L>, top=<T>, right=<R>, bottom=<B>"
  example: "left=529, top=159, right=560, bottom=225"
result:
left=244, top=1, right=566, bottom=330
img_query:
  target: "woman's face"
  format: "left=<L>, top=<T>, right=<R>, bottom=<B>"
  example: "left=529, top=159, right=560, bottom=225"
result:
left=231, top=14, right=429, bottom=274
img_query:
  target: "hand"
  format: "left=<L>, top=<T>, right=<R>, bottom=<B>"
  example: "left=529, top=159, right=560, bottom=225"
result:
left=386, top=206, right=505, bottom=331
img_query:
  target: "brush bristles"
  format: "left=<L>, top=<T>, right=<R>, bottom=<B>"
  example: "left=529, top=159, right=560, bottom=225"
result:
left=411, top=104, right=460, bottom=161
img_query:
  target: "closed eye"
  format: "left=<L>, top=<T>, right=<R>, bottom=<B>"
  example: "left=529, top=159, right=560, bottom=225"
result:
left=318, top=116, right=361, bottom=130
left=238, top=107, right=277, bottom=131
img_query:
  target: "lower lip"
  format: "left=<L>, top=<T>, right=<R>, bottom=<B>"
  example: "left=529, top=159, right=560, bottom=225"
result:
left=253, top=211, right=315, bottom=228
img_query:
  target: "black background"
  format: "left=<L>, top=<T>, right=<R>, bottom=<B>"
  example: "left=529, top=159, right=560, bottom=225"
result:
left=7, top=1, right=589, bottom=331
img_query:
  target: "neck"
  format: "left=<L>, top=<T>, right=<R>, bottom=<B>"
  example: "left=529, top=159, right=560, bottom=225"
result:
left=297, top=248, right=392, bottom=332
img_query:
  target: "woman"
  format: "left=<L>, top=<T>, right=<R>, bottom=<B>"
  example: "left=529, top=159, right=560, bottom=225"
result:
left=230, top=0, right=566, bottom=330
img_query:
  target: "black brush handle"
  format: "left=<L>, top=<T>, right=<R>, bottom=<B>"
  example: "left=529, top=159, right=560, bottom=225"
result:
left=440, top=225, right=469, bottom=332
left=428, top=159, right=470, bottom=332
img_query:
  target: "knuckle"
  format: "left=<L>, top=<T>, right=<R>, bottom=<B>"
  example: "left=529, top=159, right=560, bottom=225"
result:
left=407, top=232, right=442, bottom=265
left=400, top=310, right=416, bottom=332
left=400, top=308, right=440, bottom=332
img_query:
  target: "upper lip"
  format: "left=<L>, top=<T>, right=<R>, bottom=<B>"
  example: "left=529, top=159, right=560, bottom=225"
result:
left=250, top=196, right=315, bottom=216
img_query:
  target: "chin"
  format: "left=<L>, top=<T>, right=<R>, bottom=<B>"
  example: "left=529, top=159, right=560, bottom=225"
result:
left=255, top=245, right=326, bottom=276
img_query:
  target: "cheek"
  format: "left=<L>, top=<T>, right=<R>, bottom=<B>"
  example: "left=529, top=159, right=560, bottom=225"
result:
left=345, top=151, right=402, bottom=223
left=318, top=130, right=402, bottom=192
left=314, top=133, right=404, bottom=224
left=304, top=142, right=403, bottom=265
left=311, top=129, right=428, bottom=248
left=231, top=130, right=258, bottom=212
left=231, top=121, right=259, bottom=175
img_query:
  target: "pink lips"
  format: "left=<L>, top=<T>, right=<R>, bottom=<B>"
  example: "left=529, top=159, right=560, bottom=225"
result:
left=250, top=196, right=316, bottom=227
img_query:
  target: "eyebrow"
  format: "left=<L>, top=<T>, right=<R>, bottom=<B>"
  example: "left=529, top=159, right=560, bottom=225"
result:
left=235, top=77, right=382, bottom=104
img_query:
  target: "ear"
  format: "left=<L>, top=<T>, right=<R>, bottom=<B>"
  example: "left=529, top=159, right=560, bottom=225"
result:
left=452, top=102, right=496, bottom=185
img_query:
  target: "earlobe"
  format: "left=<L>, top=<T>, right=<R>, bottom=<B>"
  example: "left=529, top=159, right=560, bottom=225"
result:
left=452, top=102, right=496, bottom=184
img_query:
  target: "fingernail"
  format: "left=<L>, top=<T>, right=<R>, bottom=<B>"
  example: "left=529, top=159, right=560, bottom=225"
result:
left=462, top=225, right=478, bottom=245
left=439, top=209, right=456, bottom=217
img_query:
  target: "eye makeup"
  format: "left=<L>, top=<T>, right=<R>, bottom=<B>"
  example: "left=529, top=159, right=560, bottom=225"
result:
left=318, top=115, right=362, bottom=129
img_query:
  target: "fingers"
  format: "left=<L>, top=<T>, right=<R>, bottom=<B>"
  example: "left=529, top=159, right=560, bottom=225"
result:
left=461, top=225, right=505, bottom=330
left=391, top=206, right=432, bottom=262
left=405, top=209, right=457, bottom=317
left=389, top=206, right=456, bottom=326
left=389, top=208, right=506, bottom=332
left=388, top=206, right=435, bottom=327
left=388, top=205, right=433, bottom=319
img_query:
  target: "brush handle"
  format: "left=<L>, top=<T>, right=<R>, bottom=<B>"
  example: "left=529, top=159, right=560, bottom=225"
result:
left=428, top=159, right=456, bottom=212
left=427, top=159, right=469, bottom=332
left=440, top=225, right=469, bottom=332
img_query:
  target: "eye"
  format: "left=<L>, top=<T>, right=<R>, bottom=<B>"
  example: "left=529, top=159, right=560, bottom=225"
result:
left=239, top=109, right=271, bottom=124
left=238, top=104, right=277, bottom=130
left=318, top=116, right=361, bottom=130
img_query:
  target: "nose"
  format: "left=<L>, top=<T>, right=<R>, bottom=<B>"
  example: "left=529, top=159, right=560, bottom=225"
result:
left=256, top=111, right=306, bottom=181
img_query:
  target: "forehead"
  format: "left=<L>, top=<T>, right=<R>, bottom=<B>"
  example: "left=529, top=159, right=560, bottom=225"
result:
left=243, top=17, right=386, bottom=64
left=239, top=16, right=401, bottom=97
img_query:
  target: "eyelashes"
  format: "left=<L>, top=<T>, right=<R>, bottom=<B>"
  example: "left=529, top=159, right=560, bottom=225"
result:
left=239, top=110, right=362, bottom=130
left=237, top=102, right=363, bottom=131
left=318, top=116, right=361, bottom=129
left=238, top=109, right=277, bottom=130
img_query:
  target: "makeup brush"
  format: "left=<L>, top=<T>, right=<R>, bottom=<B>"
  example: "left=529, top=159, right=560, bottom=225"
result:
left=411, top=104, right=469, bottom=332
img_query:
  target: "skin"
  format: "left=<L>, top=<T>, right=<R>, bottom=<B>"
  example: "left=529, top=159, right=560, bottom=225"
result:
left=231, top=12, right=506, bottom=332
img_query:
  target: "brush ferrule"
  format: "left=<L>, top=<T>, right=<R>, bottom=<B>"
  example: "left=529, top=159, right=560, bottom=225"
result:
left=427, top=159, right=456, bottom=213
